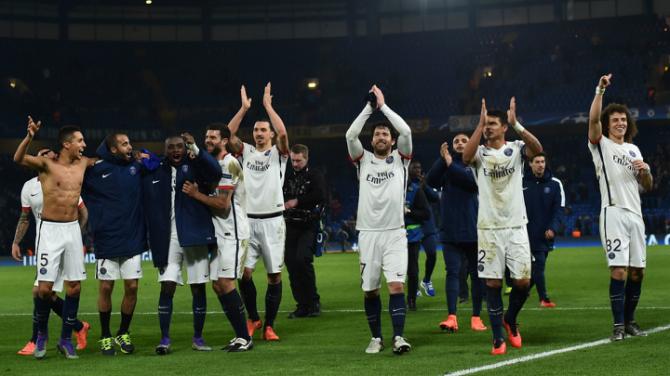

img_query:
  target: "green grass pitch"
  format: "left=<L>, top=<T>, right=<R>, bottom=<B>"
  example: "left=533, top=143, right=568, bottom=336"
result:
left=1, top=246, right=669, bottom=376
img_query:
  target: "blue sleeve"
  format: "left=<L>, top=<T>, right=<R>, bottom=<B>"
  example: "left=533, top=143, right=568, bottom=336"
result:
left=195, top=148, right=223, bottom=182
left=425, top=158, right=447, bottom=190
left=422, top=184, right=440, bottom=203
left=547, top=182, right=562, bottom=232
left=446, top=163, right=478, bottom=193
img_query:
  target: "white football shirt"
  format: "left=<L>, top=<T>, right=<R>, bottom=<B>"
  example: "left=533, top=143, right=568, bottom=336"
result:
left=212, top=154, right=250, bottom=240
left=471, top=140, right=528, bottom=229
left=241, top=143, right=288, bottom=215
left=588, top=136, right=643, bottom=217
left=354, top=149, right=409, bottom=231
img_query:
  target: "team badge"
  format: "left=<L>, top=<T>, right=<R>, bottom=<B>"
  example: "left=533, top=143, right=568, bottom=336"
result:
left=477, top=264, right=484, bottom=272
left=544, top=187, right=551, bottom=194
left=100, top=267, right=107, bottom=275
left=629, top=150, right=636, bottom=157
left=608, top=252, right=615, bottom=260
left=504, top=148, right=513, bottom=156
left=181, top=165, right=189, bottom=173
left=129, top=166, right=137, bottom=176
left=39, top=267, right=47, bottom=275
left=386, top=156, right=394, bottom=164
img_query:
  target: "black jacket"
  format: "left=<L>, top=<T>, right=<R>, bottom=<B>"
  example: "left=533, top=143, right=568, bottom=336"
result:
left=283, top=166, right=326, bottom=227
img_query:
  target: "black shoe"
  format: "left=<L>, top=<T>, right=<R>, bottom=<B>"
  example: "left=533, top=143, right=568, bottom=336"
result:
left=288, top=308, right=309, bottom=319
left=610, top=325, right=625, bottom=341
left=407, top=299, right=417, bottom=311
left=308, top=302, right=321, bottom=317
left=625, top=322, right=648, bottom=337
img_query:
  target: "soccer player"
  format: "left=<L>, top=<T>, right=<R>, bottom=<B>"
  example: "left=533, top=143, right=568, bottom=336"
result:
left=82, top=133, right=147, bottom=355
left=181, top=123, right=253, bottom=352
left=587, top=74, right=653, bottom=341
left=14, top=118, right=97, bottom=359
left=227, top=83, right=289, bottom=341
left=425, top=133, right=487, bottom=333
left=13, top=149, right=90, bottom=356
left=522, top=152, right=565, bottom=308
left=462, top=98, right=543, bottom=355
left=346, top=85, right=413, bottom=354
left=142, top=134, right=222, bottom=355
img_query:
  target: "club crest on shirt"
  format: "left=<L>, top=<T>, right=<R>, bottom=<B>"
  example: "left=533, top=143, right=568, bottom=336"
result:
left=629, top=150, right=636, bottom=158
left=386, top=156, right=394, bottom=164
left=40, top=268, right=47, bottom=275
left=181, top=165, right=189, bottom=173
left=129, top=166, right=137, bottom=176
left=608, top=252, right=615, bottom=260
left=544, top=187, right=551, bottom=194
left=100, top=267, right=107, bottom=275
left=504, top=148, right=513, bottom=156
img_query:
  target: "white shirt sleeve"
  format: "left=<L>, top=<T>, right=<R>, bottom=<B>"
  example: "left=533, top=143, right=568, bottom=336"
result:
left=346, top=105, right=374, bottom=161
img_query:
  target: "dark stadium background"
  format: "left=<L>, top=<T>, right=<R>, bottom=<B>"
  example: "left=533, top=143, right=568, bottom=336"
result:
left=1, top=0, right=669, bottom=259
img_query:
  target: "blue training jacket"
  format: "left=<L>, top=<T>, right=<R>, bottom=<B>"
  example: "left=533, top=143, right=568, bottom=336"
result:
left=425, top=154, right=478, bottom=244
left=411, top=178, right=439, bottom=237
left=522, top=167, right=565, bottom=253
left=142, top=149, right=222, bottom=268
left=82, top=141, right=147, bottom=259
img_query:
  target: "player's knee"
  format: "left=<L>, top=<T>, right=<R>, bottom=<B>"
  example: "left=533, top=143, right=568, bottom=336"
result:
left=66, top=282, right=81, bottom=297
left=267, top=273, right=282, bottom=285
left=486, top=279, right=502, bottom=289
left=32, top=286, right=39, bottom=298
left=37, top=284, right=53, bottom=299
left=609, top=267, right=627, bottom=281
left=387, top=282, right=404, bottom=295
left=364, top=290, right=380, bottom=299
left=124, top=280, right=139, bottom=296
left=220, top=279, right=236, bottom=294
left=513, top=279, right=531, bottom=290
left=211, top=282, right=222, bottom=295
left=629, top=268, right=644, bottom=282
left=99, top=281, right=114, bottom=296
left=242, top=268, right=254, bottom=281
left=160, top=281, right=177, bottom=296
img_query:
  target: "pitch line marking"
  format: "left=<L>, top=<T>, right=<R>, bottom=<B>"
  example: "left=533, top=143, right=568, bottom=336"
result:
left=443, top=323, right=670, bottom=376
left=1, top=306, right=669, bottom=316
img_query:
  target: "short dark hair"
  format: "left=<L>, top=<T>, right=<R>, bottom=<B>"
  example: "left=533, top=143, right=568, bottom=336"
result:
left=105, top=133, right=126, bottom=150
left=486, top=110, right=508, bottom=126
left=58, top=125, right=82, bottom=149
left=530, top=151, right=547, bottom=162
left=371, top=122, right=398, bottom=140
left=207, top=122, right=231, bottom=139
left=290, top=144, right=309, bottom=158
left=165, top=135, right=185, bottom=144
left=601, top=103, right=638, bottom=142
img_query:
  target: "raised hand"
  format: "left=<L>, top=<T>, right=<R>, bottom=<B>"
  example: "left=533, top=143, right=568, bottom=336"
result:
left=263, top=82, right=273, bottom=108
left=371, top=85, right=385, bottom=109
left=507, top=97, right=517, bottom=126
left=598, top=73, right=612, bottom=89
left=181, top=132, right=195, bottom=145
left=632, top=160, right=650, bottom=175
left=241, top=85, right=252, bottom=111
left=27, top=116, right=41, bottom=138
left=440, top=142, right=453, bottom=166
left=182, top=180, right=199, bottom=197
left=478, top=98, right=487, bottom=128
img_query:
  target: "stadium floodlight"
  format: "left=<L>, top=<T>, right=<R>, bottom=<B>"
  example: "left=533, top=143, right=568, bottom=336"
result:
left=9, top=79, right=16, bottom=89
left=146, top=0, right=152, bottom=5
left=306, top=79, right=319, bottom=90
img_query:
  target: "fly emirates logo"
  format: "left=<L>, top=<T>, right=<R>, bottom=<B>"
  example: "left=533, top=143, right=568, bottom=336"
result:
left=366, top=170, right=395, bottom=185
left=246, top=160, right=270, bottom=172
left=483, top=165, right=515, bottom=179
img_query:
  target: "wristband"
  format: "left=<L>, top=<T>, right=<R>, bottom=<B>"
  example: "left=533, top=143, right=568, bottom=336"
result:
left=187, top=143, right=200, bottom=156
left=512, top=121, right=526, bottom=134
left=595, top=86, right=606, bottom=95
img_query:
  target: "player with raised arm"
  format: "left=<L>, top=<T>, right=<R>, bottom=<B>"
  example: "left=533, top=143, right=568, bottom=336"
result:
left=181, top=123, right=253, bottom=352
left=13, top=149, right=90, bottom=356
left=346, top=85, right=413, bottom=355
left=227, top=83, right=289, bottom=341
left=14, top=118, right=97, bottom=360
left=462, top=98, right=543, bottom=355
left=588, top=74, right=653, bottom=341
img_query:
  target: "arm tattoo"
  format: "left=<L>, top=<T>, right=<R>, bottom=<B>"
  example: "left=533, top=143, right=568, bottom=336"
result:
left=13, top=212, right=30, bottom=244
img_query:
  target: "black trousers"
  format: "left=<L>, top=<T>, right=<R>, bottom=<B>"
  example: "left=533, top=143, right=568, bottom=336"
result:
left=284, top=223, right=320, bottom=310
